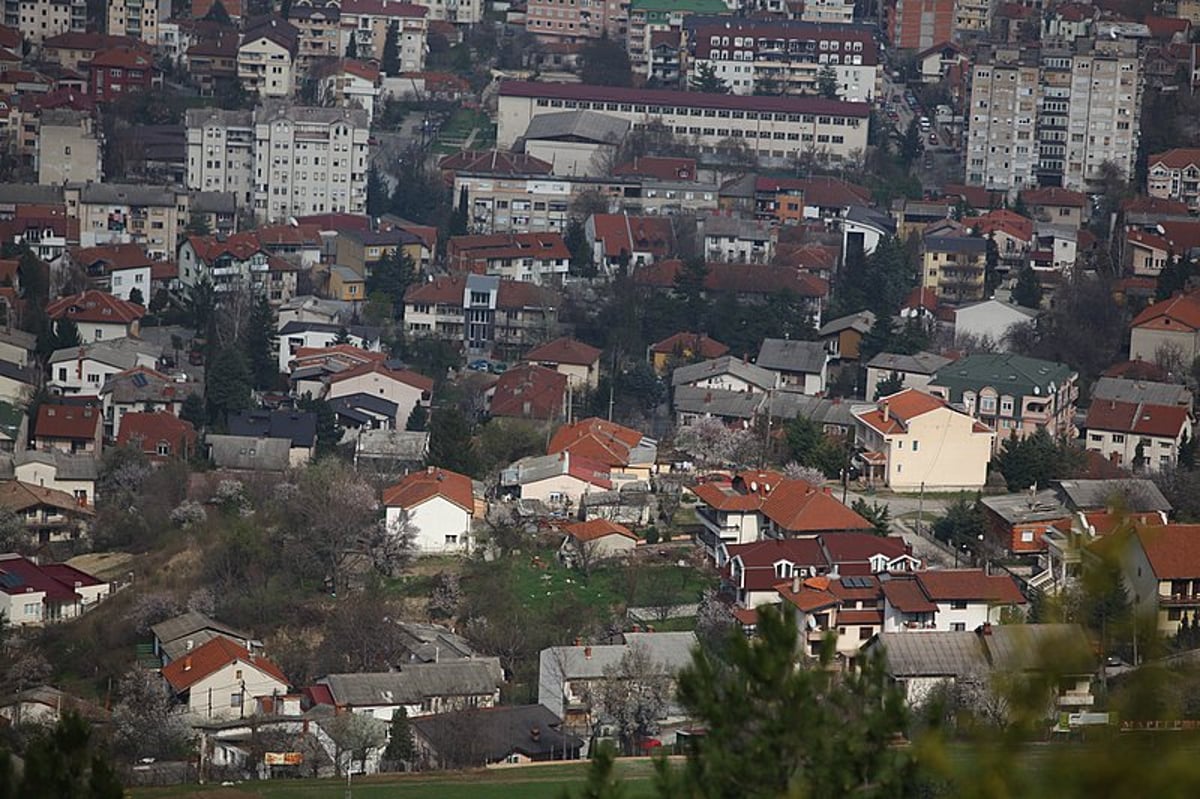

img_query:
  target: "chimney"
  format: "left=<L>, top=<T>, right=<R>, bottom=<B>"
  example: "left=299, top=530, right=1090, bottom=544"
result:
left=186, top=639, right=194, bottom=652
left=978, top=622, right=993, bottom=636
left=183, top=656, right=192, bottom=671
left=584, top=646, right=592, bottom=659
left=823, top=487, right=832, bottom=495
left=882, top=401, right=890, bottom=423
left=791, top=573, right=801, bottom=593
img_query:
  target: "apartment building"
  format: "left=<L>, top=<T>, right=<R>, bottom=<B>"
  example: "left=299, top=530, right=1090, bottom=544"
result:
left=801, top=0, right=855, bottom=23
left=413, top=0, right=480, bottom=24
left=252, top=102, right=370, bottom=222
left=966, top=48, right=1040, bottom=196
left=4, top=0, right=85, bottom=44
left=315, top=60, right=382, bottom=124
left=1147, top=148, right=1200, bottom=212
left=288, top=0, right=341, bottom=70
left=627, top=0, right=728, bottom=77
left=107, top=0, right=170, bottom=45
left=88, top=47, right=162, bottom=102
left=63, top=183, right=190, bottom=261
left=497, top=81, right=870, bottom=164
left=185, top=108, right=255, bottom=208
left=886, top=0, right=953, bottom=51
left=920, top=219, right=987, bottom=303
left=684, top=18, right=879, bottom=101
left=339, top=0, right=427, bottom=72
left=526, top=0, right=626, bottom=42
left=37, top=109, right=101, bottom=186
left=237, top=16, right=298, bottom=98
left=446, top=232, right=570, bottom=285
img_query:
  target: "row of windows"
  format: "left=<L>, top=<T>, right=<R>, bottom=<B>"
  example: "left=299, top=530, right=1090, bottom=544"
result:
left=532, top=97, right=855, bottom=126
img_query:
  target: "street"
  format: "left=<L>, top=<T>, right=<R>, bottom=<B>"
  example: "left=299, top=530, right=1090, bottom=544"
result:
left=844, top=487, right=955, bottom=567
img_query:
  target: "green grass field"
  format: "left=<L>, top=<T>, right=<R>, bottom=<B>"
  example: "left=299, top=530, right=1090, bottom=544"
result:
left=131, top=760, right=657, bottom=799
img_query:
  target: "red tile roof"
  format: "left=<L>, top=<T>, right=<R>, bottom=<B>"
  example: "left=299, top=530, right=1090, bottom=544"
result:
left=1121, top=195, right=1191, bottom=216
left=40, top=562, right=104, bottom=587
left=649, top=332, right=729, bottom=359
left=725, top=538, right=828, bottom=591
left=1020, top=186, right=1087, bottom=208
left=438, top=149, right=552, bottom=176
left=820, top=533, right=910, bottom=564
left=1149, top=147, right=1200, bottom=169
left=0, top=480, right=93, bottom=515
left=117, top=412, right=198, bottom=458
left=448, top=232, right=570, bottom=269
left=1102, top=360, right=1170, bottom=381
left=326, top=361, right=434, bottom=393
left=1131, top=291, right=1200, bottom=330
left=691, top=481, right=765, bottom=512
left=161, top=636, right=288, bottom=692
left=611, top=156, right=696, bottom=182
left=69, top=243, right=154, bottom=272
left=44, top=32, right=142, bottom=51
left=1085, top=399, right=1189, bottom=439
left=589, top=214, right=676, bottom=261
left=1145, top=15, right=1190, bottom=39
left=760, top=481, right=875, bottom=533
left=46, top=290, right=144, bottom=325
left=341, top=0, right=428, bottom=16
left=776, top=582, right=839, bottom=613
left=89, top=46, right=157, bottom=70
left=564, top=518, right=637, bottom=542
left=548, top=417, right=645, bottom=468
left=489, top=363, right=567, bottom=420
left=1136, top=524, right=1200, bottom=579
left=916, top=569, right=1025, bottom=604
left=382, top=466, right=474, bottom=513
left=901, top=286, right=940, bottom=313
left=855, top=389, right=954, bottom=435
left=964, top=209, right=1034, bottom=242
left=35, top=404, right=100, bottom=441
left=294, top=213, right=371, bottom=232
left=525, top=336, right=601, bottom=367
left=0, top=554, right=90, bottom=601
left=756, top=175, right=872, bottom=208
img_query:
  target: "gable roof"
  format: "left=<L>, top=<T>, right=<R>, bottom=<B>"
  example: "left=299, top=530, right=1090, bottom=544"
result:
left=547, top=417, right=654, bottom=468
left=671, top=355, right=777, bottom=390
left=649, top=331, right=728, bottom=359
left=0, top=554, right=96, bottom=601
left=1150, top=147, right=1200, bottom=169
left=854, top=389, right=962, bottom=436
left=228, top=409, right=317, bottom=448
left=382, top=466, right=474, bottom=513
left=411, top=704, right=582, bottom=763
left=756, top=338, right=827, bottom=374
left=318, top=659, right=504, bottom=706
left=489, top=363, right=567, bottom=420
left=1131, top=291, right=1200, bottom=330
left=760, top=480, right=876, bottom=533
left=46, top=290, right=144, bottom=325
left=523, top=109, right=630, bottom=144
left=116, top=412, right=197, bottom=455
left=1135, top=524, right=1200, bottom=579
left=525, top=337, right=601, bottom=367
left=866, top=350, right=954, bottom=376
left=589, top=214, right=676, bottom=260
left=35, top=404, right=100, bottom=440
left=1020, top=186, right=1088, bottom=208
left=1055, top=478, right=1171, bottom=513
left=611, top=156, right=696, bottom=181
left=206, top=435, right=292, bottom=471
left=564, top=518, right=637, bottom=542
left=438, top=149, right=553, bottom=176
left=817, top=310, right=876, bottom=337
left=1084, top=399, right=1189, bottom=438
left=161, top=636, right=288, bottom=692
left=915, top=569, right=1025, bottom=604
left=0, top=480, right=93, bottom=515
left=325, top=361, right=434, bottom=393
left=149, top=610, right=248, bottom=648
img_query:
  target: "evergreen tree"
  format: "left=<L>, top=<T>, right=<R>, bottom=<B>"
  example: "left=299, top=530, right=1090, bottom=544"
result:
left=405, top=403, right=428, bottom=432
left=873, top=371, right=905, bottom=400
left=450, top=186, right=469, bottom=237
left=900, top=118, right=921, bottom=165
left=381, top=20, right=401, bottom=75
left=674, top=257, right=708, bottom=322
left=851, top=498, right=891, bottom=536
left=205, top=348, right=251, bottom=428
left=366, top=166, right=389, bottom=218
left=242, top=294, right=277, bottom=390
left=427, top=406, right=479, bottom=476
left=985, top=235, right=1001, bottom=296
left=382, top=705, right=415, bottom=770
left=334, top=326, right=351, bottom=345
left=1181, top=430, right=1196, bottom=469
left=345, top=33, right=358, bottom=59
left=297, top=393, right=340, bottom=456
left=994, top=429, right=1084, bottom=491
left=1012, top=264, right=1043, bottom=309
left=1155, top=253, right=1194, bottom=300
left=366, top=247, right=417, bottom=315
left=51, top=318, right=81, bottom=351
left=580, top=35, right=632, bottom=87
left=816, top=64, right=839, bottom=99
left=179, top=393, right=206, bottom=431
left=14, top=712, right=124, bottom=799
left=689, top=62, right=728, bottom=94
left=127, top=287, right=144, bottom=306
left=564, top=216, right=594, bottom=277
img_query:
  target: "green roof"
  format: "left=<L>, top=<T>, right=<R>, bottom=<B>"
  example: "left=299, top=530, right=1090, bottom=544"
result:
left=931, top=353, right=1075, bottom=403
left=631, top=0, right=728, bottom=12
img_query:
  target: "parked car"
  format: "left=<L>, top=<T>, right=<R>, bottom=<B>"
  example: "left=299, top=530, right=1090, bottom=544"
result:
left=468, top=359, right=491, bottom=372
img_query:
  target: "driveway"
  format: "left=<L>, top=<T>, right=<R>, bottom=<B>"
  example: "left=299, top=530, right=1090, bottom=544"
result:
left=844, top=488, right=956, bottom=567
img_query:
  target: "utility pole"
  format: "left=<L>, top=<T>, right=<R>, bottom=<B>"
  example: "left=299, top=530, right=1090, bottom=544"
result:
left=917, top=481, right=925, bottom=537
left=607, top=348, right=618, bottom=422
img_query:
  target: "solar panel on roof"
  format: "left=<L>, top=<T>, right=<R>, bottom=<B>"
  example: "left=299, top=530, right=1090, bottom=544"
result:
left=0, top=571, right=23, bottom=588
left=131, top=373, right=148, bottom=388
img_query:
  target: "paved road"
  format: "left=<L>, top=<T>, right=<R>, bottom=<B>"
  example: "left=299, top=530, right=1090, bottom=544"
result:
left=844, top=488, right=957, bottom=566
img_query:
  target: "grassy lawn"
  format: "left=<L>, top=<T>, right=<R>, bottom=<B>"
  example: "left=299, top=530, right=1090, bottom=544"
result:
left=433, top=109, right=496, bottom=154
left=131, top=760, right=658, bottom=799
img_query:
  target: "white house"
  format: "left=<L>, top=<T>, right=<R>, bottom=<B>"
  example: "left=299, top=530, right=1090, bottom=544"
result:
left=1083, top=400, right=1192, bottom=472
left=237, top=17, right=298, bottom=98
left=160, top=636, right=289, bottom=720
left=880, top=570, right=1026, bottom=632
left=14, top=450, right=98, bottom=507
left=0, top=554, right=109, bottom=626
left=499, top=451, right=616, bottom=508
left=314, top=659, right=505, bottom=723
left=277, top=321, right=382, bottom=374
left=670, top=356, right=778, bottom=395
left=323, top=362, right=432, bottom=430
left=953, top=299, right=1038, bottom=350
left=383, top=467, right=476, bottom=554
left=559, top=518, right=638, bottom=565
left=47, top=339, right=161, bottom=396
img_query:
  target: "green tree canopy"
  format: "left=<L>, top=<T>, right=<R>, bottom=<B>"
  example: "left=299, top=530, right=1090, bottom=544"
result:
left=581, top=35, right=633, bottom=87
left=381, top=19, right=401, bottom=75
left=1012, top=264, right=1043, bottom=309
left=690, top=63, right=729, bottom=94
left=427, top=406, right=479, bottom=476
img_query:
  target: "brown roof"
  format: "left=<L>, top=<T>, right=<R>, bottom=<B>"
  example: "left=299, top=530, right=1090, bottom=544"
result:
left=855, top=389, right=955, bottom=436
left=488, top=363, right=567, bottom=420
left=564, top=518, right=637, bottom=542
left=69, top=243, right=154, bottom=272
left=43, top=32, right=141, bottom=51
left=35, top=405, right=100, bottom=441
left=326, top=361, right=434, bottom=393
left=548, top=417, right=645, bottom=468
left=881, top=579, right=938, bottom=613
left=650, top=332, right=729, bottom=359
left=691, top=481, right=765, bottom=512
left=89, top=47, right=157, bottom=70
left=525, top=337, right=601, bottom=366
left=1121, top=195, right=1191, bottom=216
left=0, top=480, right=93, bottom=515
left=776, top=582, right=839, bottom=613
left=382, top=466, right=474, bottom=513
left=589, top=214, right=676, bottom=260
left=341, top=0, right=428, bottom=16
left=634, top=260, right=828, bottom=299
left=161, top=636, right=288, bottom=692
left=46, top=290, right=144, bottom=325
left=1136, top=524, right=1200, bottom=579
left=611, top=156, right=697, bottom=182
left=117, top=412, right=197, bottom=457
left=1020, top=186, right=1087, bottom=208
left=1084, top=399, right=1189, bottom=438
left=438, top=149, right=552, bottom=176
left=1131, top=291, right=1200, bottom=330
left=916, top=570, right=1025, bottom=604
left=760, top=481, right=875, bottom=533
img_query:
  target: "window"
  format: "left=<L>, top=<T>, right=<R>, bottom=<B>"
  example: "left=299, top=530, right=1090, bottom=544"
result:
left=445, top=534, right=459, bottom=545
left=157, top=441, right=170, bottom=456
left=912, top=441, right=919, bottom=451
left=230, top=693, right=243, bottom=707
left=1112, top=434, right=1125, bottom=443
left=774, top=561, right=793, bottom=579
left=1021, top=530, right=1034, bottom=543
left=859, top=627, right=873, bottom=641
left=950, top=601, right=968, bottom=610
left=951, top=623, right=967, bottom=632
left=1168, top=608, right=1183, bottom=621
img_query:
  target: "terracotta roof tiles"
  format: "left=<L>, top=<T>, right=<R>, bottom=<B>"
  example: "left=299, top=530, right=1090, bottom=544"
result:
left=564, top=518, right=637, bottom=543
left=382, top=466, right=474, bottom=513
left=161, top=636, right=288, bottom=692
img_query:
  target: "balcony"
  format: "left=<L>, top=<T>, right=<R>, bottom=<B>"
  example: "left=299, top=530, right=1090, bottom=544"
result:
left=1160, top=593, right=1200, bottom=608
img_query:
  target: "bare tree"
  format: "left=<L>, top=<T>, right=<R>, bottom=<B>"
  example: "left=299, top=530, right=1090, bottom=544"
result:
left=325, top=712, right=388, bottom=776
left=111, top=668, right=193, bottom=763
left=427, top=572, right=462, bottom=620
left=593, top=642, right=670, bottom=754
left=675, top=417, right=758, bottom=469
left=315, top=592, right=407, bottom=673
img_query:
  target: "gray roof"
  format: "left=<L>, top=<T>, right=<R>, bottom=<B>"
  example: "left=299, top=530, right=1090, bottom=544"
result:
left=539, top=632, right=695, bottom=692
left=0, top=360, right=34, bottom=385
left=319, top=659, right=504, bottom=706
left=99, top=370, right=199, bottom=403
left=229, top=409, right=317, bottom=448
left=866, top=350, right=954, bottom=376
left=844, top=204, right=897, bottom=234
left=500, top=452, right=576, bottom=486
left=523, top=110, right=630, bottom=144
left=0, top=184, right=64, bottom=205
left=818, top=310, right=876, bottom=338
left=185, top=107, right=253, bottom=128
left=14, top=450, right=97, bottom=480
left=150, top=611, right=249, bottom=648
left=873, top=631, right=990, bottom=678
left=924, top=232, right=988, bottom=255
left=980, top=489, right=1068, bottom=524
left=1054, top=479, right=1172, bottom=513
left=190, top=190, right=237, bottom=214
left=673, top=385, right=764, bottom=419
left=0, top=328, right=36, bottom=351
left=395, top=622, right=477, bottom=664
left=671, top=355, right=777, bottom=390
left=411, top=704, right=582, bottom=764
left=206, top=435, right=292, bottom=471
left=160, top=629, right=243, bottom=662
left=355, top=429, right=429, bottom=461
left=277, top=320, right=380, bottom=341
left=874, top=624, right=1092, bottom=678
left=757, top=338, right=828, bottom=374
left=767, top=391, right=855, bottom=428
left=1091, top=377, right=1192, bottom=409
left=702, top=214, right=773, bottom=242
left=40, top=108, right=88, bottom=127
left=954, top=299, right=1039, bottom=320
left=255, top=99, right=368, bottom=129
left=74, top=183, right=183, bottom=207
left=48, top=338, right=163, bottom=369
left=330, top=393, right=398, bottom=424
left=330, top=264, right=363, bottom=282
left=984, top=624, right=1093, bottom=672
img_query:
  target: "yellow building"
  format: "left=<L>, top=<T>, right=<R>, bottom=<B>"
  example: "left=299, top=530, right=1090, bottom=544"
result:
left=334, top=228, right=425, bottom=280
left=328, top=264, right=366, bottom=302
left=920, top=220, right=988, bottom=303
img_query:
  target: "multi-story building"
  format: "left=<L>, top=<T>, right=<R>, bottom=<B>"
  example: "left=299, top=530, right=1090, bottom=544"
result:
left=1147, top=148, right=1200, bottom=212
left=288, top=0, right=341, bottom=71
left=403, top=274, right=560, bottom=360
left=252, top=101, right=370, bottom=222
left=185, top=108, right=255, bottom=209
left=63, top=183, right=191, bottom=260
left=315, top=59, right=382, bottom=123
left=626, top=0, right=728, bottom=77
left=237, top=16, right=298, bottom=98
left=525, top=0, right=626, bottom=42
left=927, top=352, right=1079, bottom=449
left=886, top=0, right=953, bottom=51
left=801, top=0, right=854, bottom=23
left=498, top=81, right=870, bottom=164
left=1083, top=399, right=1192, bottom=472
left=410, top=0, right=480, bottom=25
left=446, top=232, right=570, bottom=285
left=5, top=0, right=85, bottom=45
left=684, top=18, right=880, bottom=102
left=36, top=109, right=101, bottom=186
left=42, top=32, right=139, bottom=71
left=339, top=0, right=427, bottom=72
left=965, top=47, right=1040, bottom=197
left=1057, top=38, right=1140, bottom=192
left=88, top=46, right=162, bottom=102
left=920, top=219, right=987, bottom=303
left=107, top=0, right=170, bottom=45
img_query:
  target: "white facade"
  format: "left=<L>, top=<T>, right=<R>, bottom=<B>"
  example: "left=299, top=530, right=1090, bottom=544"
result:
left=319, top=69, right=381, bottom=125
left=181, top=661, right=289, bottom=720
left=109, top=265, right=152, bottom=302
left=325, top=369, right=426, bottom=428
left=107, top=0, right=170, bottom=44
left=0, top=587, right=47, bottom=625
left=253, top=102, right=370, bottom=222
left=48, top=350, right=159, bottom=395
left=13, top=458, right=95, bottom=507
left=339, top=1, right=428, bottom=72
left=9, top=0, right=85, bottom=44
left=1084, top=419, right=1192, bottom=473
left=881, top=595, right=999, bottom=633
left=186, top=108, right=256, bottom=209
left=385, top=497, right=473, bottom=554
left=238, top=34, right=295, bottom=98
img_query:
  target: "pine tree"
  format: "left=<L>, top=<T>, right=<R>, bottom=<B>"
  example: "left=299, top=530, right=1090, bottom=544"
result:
left=345, top=33, right=358, bottom=59
left=405, top=403, right=428, bottom=432
left=383, top=705, right=415, bottom=770
left=1012, top=264, right=1043, bottom=309
left=242, top=294, right=277, bottom=390
left=366, top=247, right=416, bottom=316
left=366, top=166, right=389, bottom=218
left=180, top=394, right=206, bottom=431
left=816, top=64, right=839, bottom=99
left=450, top=186, right=469, bottom=236
left=297, top=393, right=340, bottom=456
left=127, top=287, right=144, bottom=306
left=689, top=63, right=728, bottom=94
left=205, top=348, right=251, bottom=428
left=381, top=20, right=401, bottom=76
left=427, top=407, right=479, bottom=476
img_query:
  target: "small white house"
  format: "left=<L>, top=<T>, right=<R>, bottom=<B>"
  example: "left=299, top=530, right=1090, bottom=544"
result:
left=323, top=362, right=433, bottom=430
left=383, top=467, right=476, bottom=554
left=953, top=300, right=1038, bottom=350
left=160, top=636, right=289, bottom=720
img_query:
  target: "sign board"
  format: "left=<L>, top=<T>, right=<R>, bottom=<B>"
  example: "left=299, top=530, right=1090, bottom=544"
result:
left=264, top=752, right=303, bottom=766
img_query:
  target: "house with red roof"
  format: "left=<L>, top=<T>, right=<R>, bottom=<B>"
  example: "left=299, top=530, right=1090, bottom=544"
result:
left=547, top=417, right=657, bottom=479
left=1020, top=186, right=1087, bottom=230
left=324, top=361, right=433, bottom=430
left=46, top=290, right=144, bottom=343
left=523, top=336, right=601, bottom=389
left=1129, top=290, right=1200, bottom=365
left=383, top=466, right=476, bottom=553
left=66, top=243, right=155, bottom=302
left=0, top=553, right=108, bottom=625
left=99, top=366, right=200, bottom=438
left=611, top=156, right=696, bottom=182
left=33, top=404, right=102, bottom=455
left=446, top=232, right=570, bottom=285
left=88, top=46, right=161, bottom=102
left=487, top=363, right=568, bottom=421
left=852, top=388, right=994, bottom=492
left=161, top=635, right=289, bottom=720
left=0, top=479, right=95, bottom=544
left=1083, top=399, right=1192, bottom=472
left=776, top=574, right=887, bottom=659
left=963, top=209, right=1034, bottom=263
left=117, top=411, right=198, bottom=462
left=178, top=232, right=301, bottom=305
left=1124, top=524, right=1200, bottom=635
left=585, top=213, right=676, bottom=273
left=647, top=332, right=729, bottom=376
left=499, top=450, right=615, bottom=508
left=1148, top=148, right=1200, bottom=214
left=559, top=518, right=637, bottom=565
left=881, top=569, right=1025, bottom=632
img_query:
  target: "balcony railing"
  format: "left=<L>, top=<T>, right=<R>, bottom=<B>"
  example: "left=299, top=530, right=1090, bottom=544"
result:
left=1160, top=593, right=1200, bottom=607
